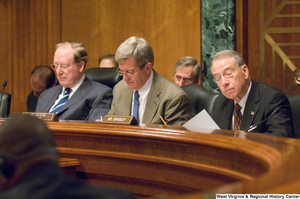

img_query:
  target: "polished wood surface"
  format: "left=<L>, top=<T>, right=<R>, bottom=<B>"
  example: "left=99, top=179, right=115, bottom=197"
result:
left=59, top=157, right=81, bottom=177
left=45, top=121, right=300, bottom=198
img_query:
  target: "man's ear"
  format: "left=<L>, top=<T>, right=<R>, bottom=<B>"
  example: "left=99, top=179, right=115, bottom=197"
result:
left=78, top=60, right=85, bottom=73
left=145, top=62, right=152, bottom=72
left=242, top=64, right=250, bottom=79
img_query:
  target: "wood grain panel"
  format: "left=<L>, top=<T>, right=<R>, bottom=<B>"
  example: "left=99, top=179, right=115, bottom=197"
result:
left=0, top=1, right=8, bottom=88
left=239, top=0, right=300, bottom=95
left=5, top=0, right=61, bottom=114
left=42, top=121, right=300, bottom=198
left=61, top=0, right=201, bottom=81
left=46, top=121, right=284, bottom=197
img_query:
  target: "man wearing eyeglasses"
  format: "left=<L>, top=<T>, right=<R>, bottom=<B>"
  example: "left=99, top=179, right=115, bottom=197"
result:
left=173, top=56, right=201, bottom=87
left=210, top=49, right=293, bottom=137
left=108, top=36, right=189, bottom=125
left=35, top=40, right=112, bottom=121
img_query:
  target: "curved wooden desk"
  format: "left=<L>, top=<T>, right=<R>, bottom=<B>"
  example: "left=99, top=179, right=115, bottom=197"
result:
left=46, top=121, right=300, bottom=198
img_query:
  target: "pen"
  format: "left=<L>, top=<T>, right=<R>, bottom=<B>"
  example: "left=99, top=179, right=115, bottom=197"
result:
left=159, top=115, right=167, bottom=125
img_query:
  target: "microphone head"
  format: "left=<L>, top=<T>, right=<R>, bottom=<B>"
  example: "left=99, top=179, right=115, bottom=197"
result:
left=2, top=80, right=7, bottom=88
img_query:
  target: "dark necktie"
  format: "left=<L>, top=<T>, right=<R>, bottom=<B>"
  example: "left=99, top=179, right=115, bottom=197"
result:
left=234, top=103, right=242, bottom=130
left=50, top=88, right=71, bottom=114
left=133, top=91, right=139, bottom=123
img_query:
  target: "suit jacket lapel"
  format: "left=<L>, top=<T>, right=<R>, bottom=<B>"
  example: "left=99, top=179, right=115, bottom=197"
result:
left=57, top=77, right=91, bottom=114
left=42, top=86, right=62, bottom=112
left=123, top=87, right=133, bottom=116
left=143, top=71, right=161, bottom=124
left=241, top=80, right=259, bottom=130
left=220, top=99, right=234, bottom=130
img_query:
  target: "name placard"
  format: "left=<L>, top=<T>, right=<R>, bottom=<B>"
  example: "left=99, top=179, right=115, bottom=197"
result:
left=22, top=112, right=59, bottom=121
left=102, top=115, right=138, bottom=125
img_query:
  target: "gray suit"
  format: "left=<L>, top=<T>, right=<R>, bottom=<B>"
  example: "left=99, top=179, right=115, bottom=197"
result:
left=108, top=70, right=190, bottom=125
left=36, top=77, right=112, bottom=121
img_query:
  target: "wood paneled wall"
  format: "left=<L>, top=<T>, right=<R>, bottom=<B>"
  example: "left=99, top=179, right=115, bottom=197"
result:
left=2, top=0, right=61, bottom=114
left=238, top=0, right=300, bottom=95
left=3, top=0, right=298, bottom=114
left=1, top=0, right=201, bottom=114
left=61, top=0, right=201, bottom=78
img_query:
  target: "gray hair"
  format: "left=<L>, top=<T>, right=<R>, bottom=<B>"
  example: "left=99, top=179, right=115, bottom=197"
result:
left=174, top=56, right=201, bottom=77
left=211, top=50, right=245, bottom=68
left=56, top=40, right=89, bottom=69
left=115, top=36, right=154, bottom=68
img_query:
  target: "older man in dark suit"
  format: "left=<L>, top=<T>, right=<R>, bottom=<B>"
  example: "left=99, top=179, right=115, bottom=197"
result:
left=210, top=50, right=293, bottom=137
left=36, top=40, right=112, bottom=121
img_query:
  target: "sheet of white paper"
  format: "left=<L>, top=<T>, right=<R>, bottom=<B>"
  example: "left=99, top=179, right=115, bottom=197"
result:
left=183, top=109, right=220, bottom=131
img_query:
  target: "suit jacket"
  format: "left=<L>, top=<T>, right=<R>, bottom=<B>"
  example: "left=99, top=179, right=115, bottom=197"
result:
left=0, top=162, right=135, bottom=199
left=27, top=91, right=38, bottom=112
left=36, top=77, right=112, bottom=121
left=108, top=70, right=190, bottom=125
left=211, top=80, right=293, bottom=137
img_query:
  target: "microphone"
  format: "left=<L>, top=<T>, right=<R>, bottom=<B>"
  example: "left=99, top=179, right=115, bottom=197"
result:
left=0, top=80, right=8, bottom=109
left=243, top=107, right=281, bottom=132
left=85, top=90, right=110, bottom=121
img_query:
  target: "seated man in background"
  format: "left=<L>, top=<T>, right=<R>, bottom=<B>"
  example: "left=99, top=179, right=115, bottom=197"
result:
left=0, top=114, right=135, bottom=199
left=108, top=36, right=189, bottom=125
left=98, top=54, right=118, bottom=68
left=173, top=56, right=201, bottom=87
left=210, top=49, right=293, bottom=137
left=27, top=65, right=56, bottom=112
left=36, top=40, right=112, bottom=121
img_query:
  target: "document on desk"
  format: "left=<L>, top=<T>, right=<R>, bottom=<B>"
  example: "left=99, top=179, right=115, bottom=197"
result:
left=183, top=109, right=220, bottom=131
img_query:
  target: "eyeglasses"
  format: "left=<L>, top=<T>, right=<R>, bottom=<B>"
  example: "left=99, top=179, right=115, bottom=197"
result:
left=213, top=66, right=239, bottom=83
left=116, top=62, right=149, bottom=78
left=51, top=63, right=73, bottom=70
left=116, top=68, right=140, bottom=78
left=174, top=76, right=193, bottom=85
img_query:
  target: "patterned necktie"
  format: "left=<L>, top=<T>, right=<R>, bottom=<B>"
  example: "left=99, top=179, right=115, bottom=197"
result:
left=133, top=90, right=139, bottom=123
left=50, top=88, right=71, bottom=114
left=234, top=103, right=242, bottom=130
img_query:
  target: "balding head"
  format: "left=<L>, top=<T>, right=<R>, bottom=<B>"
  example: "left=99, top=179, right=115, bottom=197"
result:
left=0, top=115, right=56, bottom=156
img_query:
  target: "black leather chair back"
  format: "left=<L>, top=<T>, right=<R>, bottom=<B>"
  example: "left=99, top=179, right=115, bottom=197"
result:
left=0, top=92, right=11, bottom=118
left=181, top=84, right=219, bottom=116
left=83, top=67, right=122, bottom=89
left=288, top=93, right=300, bottom=138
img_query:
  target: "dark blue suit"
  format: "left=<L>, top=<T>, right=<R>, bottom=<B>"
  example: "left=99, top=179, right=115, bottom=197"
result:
left=36, top=77, right=112, bottom=121
left=211, top=80, right=293, bottom=137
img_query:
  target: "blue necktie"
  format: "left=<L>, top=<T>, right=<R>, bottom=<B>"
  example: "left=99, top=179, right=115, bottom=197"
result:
left=50, top=88, right=71, bottom=114
left=133, top=91, right=139, bottom=123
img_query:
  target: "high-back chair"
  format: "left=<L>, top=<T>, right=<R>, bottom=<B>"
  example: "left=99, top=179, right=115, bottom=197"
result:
left=181, top=84, right=219, bottom=117
left=288, top=93, right=300, bottom=138
left=0, top=92, right=11, bottom=118
left=83, top=67, right=122, bottom=89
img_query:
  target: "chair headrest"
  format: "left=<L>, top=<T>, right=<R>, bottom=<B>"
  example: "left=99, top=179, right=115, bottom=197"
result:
left=83, top=67, right=122, bottom=89
left=0, top=92, right=11, bottom=118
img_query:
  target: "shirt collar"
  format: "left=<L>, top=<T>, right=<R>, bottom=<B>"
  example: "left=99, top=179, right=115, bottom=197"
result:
left=62, top=74, right=85, bottom=96
left=235, top=81, right=252, bottom=112
left=135, top=69, right=153, bottom=100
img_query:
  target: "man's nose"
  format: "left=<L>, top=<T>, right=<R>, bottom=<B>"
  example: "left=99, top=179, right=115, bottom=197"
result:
left=221, top=76, right=229, bottom=85
left=178, top=79, right=184, bottom=87
left=56, top=67, right=63, bottom=75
